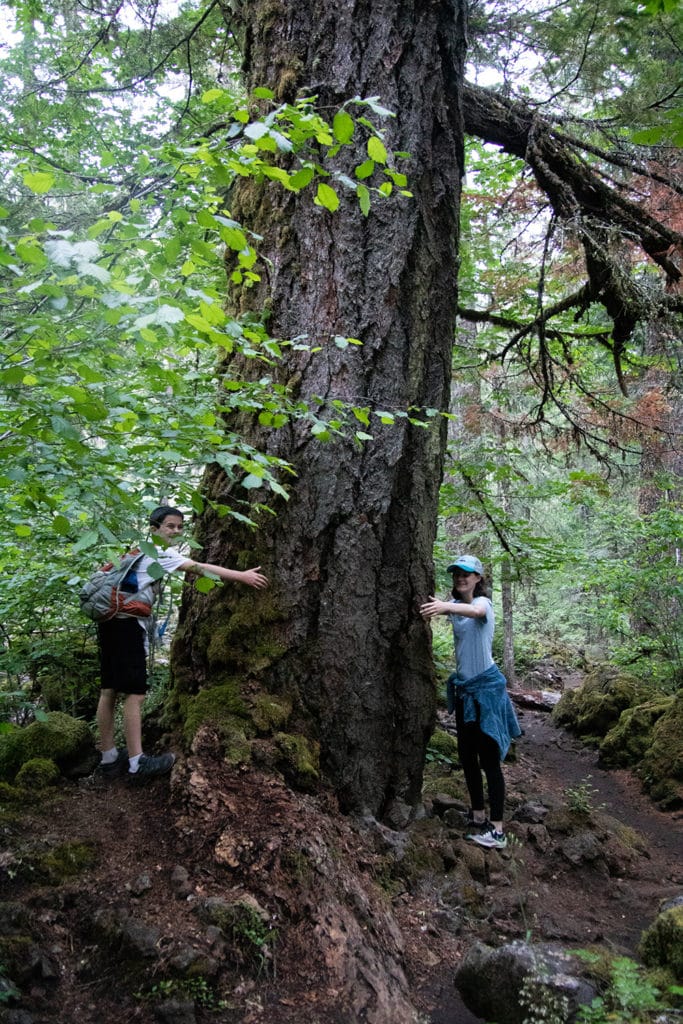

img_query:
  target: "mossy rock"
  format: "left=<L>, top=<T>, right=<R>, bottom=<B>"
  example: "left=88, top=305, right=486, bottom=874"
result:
left=422, top=764, right=469, bottom=804
left=427, top=728, right=459, bottom=761
left=273, top=732, right=319, bottom=791
left=14, top=757, right=61, bottom=790
left=639, top=906, right=683, bottom=981
left=551, top=665, right=643, bottom=738
left=0, top=712, right=94, bottom=782
left=639, top=691, right=683, bottom=808
left=599, top=697, right=674, bottom=768
left=202, top=895, right=274, bottom=967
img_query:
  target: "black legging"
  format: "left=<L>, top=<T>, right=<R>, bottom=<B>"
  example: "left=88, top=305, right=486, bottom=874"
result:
left=455, top=694, right=505, bottom=822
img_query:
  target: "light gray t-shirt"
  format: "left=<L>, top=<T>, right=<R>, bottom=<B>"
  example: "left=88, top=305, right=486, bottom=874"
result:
left=448, top=596, right=495, bottom=682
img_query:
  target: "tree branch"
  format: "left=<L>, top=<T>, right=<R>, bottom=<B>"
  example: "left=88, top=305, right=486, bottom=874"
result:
left=462, top=81, right=683, bottom=350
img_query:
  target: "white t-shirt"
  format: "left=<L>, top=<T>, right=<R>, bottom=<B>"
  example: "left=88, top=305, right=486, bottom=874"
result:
left=136, top=546, right=188, bottom=589
left=134, top=546, right=189, bottom=634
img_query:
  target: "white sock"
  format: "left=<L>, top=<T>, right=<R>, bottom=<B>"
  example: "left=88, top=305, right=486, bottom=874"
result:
left=128, top=754, right=142, bottom=773
left=100, top=747, right=118, bottom=765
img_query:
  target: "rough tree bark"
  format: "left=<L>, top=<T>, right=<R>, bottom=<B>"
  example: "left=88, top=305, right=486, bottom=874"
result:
left=172, top=0, right=467, bottom=822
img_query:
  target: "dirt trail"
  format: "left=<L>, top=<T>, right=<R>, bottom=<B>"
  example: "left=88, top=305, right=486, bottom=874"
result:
left=415, top=704, right=683, bottom=1024
left=515, top=707, right=682, bottom=866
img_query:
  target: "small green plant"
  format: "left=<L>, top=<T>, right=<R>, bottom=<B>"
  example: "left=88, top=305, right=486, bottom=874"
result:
left=519, top=962, right=570, bottom=1024
left=425, top=745, right=455, bottom=767
left=0, top=691, right=48, bottom=728
left=140, top=976, right=228, bottom=1010
left=574, top=952, right=672, bottom=1023
left=563, top=776, right=602, bottom=816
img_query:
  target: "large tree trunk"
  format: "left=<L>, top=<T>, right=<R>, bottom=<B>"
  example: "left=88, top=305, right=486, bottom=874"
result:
left=171, top=0, right=466, bottom=822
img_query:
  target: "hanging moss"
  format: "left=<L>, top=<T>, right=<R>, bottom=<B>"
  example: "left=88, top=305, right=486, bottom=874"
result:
left=599, top=698, right=674, bottom=768
left=639, top=906, right=683, bottom=981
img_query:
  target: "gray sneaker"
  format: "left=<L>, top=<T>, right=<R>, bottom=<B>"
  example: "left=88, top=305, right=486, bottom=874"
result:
left=470, top=827, right=507, bottom=850
left=128, top=752, right=176, bottom=784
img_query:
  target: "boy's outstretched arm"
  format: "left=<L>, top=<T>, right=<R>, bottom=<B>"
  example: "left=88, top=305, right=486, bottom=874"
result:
left=179, top=560, right=269, bottom=589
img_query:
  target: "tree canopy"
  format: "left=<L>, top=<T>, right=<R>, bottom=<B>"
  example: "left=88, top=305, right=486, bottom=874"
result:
left=1, top=0, right=681, bottom=742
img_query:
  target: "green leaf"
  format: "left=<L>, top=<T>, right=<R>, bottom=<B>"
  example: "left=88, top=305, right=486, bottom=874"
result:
left=357, top=184, right=371, bottom=217
left=201, top=88, right=225, bottom=103
left=16, top=241, right=47, bottom=266
left=242, top=473, right=264, bottom=489
left=52, top=515, right=71, bottom=535
left=23, top=171, right=55, bottom=194
left=195, top=575, right=219, bottom=593
left=289, top=167, right=315, bottom=190
left=72, top=531, right=99, bottom=553
left=333, top=110, right=355, bottom=143
left=355, top=160, right=375, bottom=180
left=14, top=524, right=32, bottom=537
left=315, top=183, right=340, bottom=212
left=367, top=136, right=387, bottom=164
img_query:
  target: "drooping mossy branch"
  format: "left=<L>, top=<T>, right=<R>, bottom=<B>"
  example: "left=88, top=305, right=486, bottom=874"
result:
left=462, top=82, right=683, bottom=358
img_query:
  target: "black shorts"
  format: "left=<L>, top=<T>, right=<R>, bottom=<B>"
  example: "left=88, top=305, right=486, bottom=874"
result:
left=98, top=617, right=147, bottom=695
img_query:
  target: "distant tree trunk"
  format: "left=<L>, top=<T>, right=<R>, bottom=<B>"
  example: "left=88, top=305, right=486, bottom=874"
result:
left=497, top=474, right=517, bottom=687
left=500, top=558, right=517, bottom=687
left=633, top=321, right=683, bottom=649
left=172, top=0, right=467, bottom=821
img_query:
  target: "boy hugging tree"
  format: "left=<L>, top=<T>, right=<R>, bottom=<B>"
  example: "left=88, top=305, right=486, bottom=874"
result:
left=96, top=505, right=269, bottom=783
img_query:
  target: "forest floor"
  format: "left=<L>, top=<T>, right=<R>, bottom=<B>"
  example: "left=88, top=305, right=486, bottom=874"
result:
left=1, top=669, right=682, bottom=1024
left=412, top=698, right=683, bottom=1022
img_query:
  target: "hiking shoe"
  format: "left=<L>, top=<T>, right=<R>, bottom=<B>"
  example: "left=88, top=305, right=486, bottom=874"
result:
left=94, top=748, right=129, bottom=780
left=465, top=814, right=492, bottom=838
left=470, top=827, right=507, bottom=850
left=128, top=752, right=176, bottom=784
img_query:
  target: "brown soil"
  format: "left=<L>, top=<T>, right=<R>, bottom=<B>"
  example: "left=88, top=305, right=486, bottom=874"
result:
left=1, top=699, right=681, bottom=1024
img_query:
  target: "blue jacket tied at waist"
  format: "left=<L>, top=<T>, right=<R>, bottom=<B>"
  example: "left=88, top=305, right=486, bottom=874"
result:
left=455, top=664, right=522, bottom=760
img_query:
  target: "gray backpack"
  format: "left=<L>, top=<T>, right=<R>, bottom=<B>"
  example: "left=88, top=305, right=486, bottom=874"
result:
left=79, top=549, right=156, bottom=622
